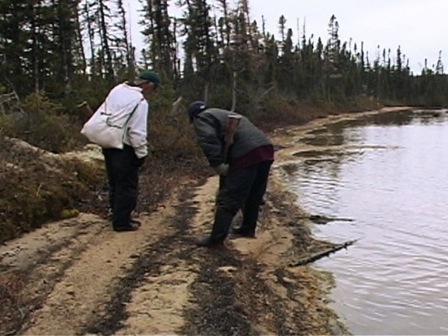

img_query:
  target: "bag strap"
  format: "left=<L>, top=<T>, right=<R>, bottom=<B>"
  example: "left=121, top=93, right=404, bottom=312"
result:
left=121, top=98, right=145, bottom=143
left=125, top=98, right=145, bottom=125
left=105, top=98, right=144, bottom=129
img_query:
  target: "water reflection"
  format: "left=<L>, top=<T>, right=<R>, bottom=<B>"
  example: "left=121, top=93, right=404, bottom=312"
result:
left=283, top=109, right=448, bottom=335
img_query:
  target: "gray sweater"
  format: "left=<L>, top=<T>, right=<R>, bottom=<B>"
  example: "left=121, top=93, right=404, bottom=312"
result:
left=193, top=108, right=272, bottom=167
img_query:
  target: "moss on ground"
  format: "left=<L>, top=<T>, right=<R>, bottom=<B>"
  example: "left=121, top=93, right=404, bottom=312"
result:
left=0, top=140, right=105, bottom=243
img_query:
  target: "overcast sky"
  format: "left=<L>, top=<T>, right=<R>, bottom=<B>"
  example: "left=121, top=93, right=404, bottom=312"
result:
left=127, top=0, right=447, bottom=74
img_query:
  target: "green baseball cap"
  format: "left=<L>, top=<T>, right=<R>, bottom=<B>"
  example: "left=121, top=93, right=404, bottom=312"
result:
left=138, top=70, right=161, bottom=87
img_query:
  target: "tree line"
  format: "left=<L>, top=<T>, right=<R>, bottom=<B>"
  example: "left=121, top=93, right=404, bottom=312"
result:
left=0, top=0, right=447, bottom=118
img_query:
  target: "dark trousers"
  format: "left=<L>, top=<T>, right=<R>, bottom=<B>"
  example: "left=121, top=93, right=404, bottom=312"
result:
left=102, top=145, right=139, bottom=229
left=210, top=160, right=273, bottom=242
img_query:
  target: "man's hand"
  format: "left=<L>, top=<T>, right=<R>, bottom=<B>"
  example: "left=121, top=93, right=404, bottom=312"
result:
left=213, top=163, right=229, bottom=176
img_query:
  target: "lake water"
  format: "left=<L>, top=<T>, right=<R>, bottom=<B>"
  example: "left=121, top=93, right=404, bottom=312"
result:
left=284, top=109, right=448, bottom=335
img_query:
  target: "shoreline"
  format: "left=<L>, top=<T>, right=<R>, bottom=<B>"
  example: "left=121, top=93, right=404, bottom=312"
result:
left=268, top=105, right=415, bottom=334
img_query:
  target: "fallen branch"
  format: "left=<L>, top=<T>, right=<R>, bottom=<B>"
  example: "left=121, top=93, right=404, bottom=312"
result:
left=298, top=215, right=354, bottom=225
left=171, top=96, right=183, bottom=114
left=0, top=91, right=24, bottom=115
left=289, top=239, right=358, bottom=267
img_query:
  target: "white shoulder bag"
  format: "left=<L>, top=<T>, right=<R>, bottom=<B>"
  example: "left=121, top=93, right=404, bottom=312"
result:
left=81, top=100, right=142, bottom=149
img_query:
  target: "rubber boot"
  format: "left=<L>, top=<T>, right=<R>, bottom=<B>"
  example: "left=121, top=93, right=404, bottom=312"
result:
left=195, top=208, right=234, bottom=247
left=233, top=203, right=259, bottom=237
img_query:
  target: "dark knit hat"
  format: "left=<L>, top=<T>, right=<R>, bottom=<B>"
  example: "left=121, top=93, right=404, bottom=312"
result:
left=187, top=101, right=207, bottom=123
left=136, top=70, right=161, bottom=87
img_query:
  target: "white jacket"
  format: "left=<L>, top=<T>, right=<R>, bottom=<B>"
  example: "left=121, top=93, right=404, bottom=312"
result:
left=96, top=83, right=149, bottom=158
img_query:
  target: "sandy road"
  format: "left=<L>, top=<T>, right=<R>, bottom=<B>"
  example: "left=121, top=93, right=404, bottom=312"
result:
left=1, top=174, right=340, bottom=335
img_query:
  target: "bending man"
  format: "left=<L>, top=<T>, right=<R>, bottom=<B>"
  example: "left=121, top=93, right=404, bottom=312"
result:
left=186, top=101, right=274, bottom=247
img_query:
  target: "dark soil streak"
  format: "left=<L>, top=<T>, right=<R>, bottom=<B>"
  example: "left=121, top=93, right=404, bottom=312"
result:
left=182, top=250, right=253, bottom=336
left=236, top=261, right=291, bottom=335
left=181, top=188, right=298, bottom=336
left=82, top=181, right=203, bottom=335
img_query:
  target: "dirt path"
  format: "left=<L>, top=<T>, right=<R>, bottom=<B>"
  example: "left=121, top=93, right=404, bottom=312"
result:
left=1, top=107, right=408, bottom=335
left=1, top=176, right=340, bottom=335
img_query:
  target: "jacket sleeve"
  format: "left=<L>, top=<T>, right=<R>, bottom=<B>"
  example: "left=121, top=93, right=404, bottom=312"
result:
left=193, top=114, right=224, bottom=167
left=127, top=100, right=149, bottom=158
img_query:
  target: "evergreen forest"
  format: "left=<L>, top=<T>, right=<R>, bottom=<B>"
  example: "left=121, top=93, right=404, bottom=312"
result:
left=1, top=0, right=447, bottom=119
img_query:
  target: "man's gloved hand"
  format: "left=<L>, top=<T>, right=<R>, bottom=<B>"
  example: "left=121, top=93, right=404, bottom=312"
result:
left=213, top=163, right=229, bottom=176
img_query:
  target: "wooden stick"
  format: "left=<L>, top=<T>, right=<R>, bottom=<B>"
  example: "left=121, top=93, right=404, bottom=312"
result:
left=223, top=114, right=242, bottom=163
left=289, top=239, right=358, bottom=267
left=77, top=101, right=93, bottom=121
left=171, top=96, right=183, bottom=114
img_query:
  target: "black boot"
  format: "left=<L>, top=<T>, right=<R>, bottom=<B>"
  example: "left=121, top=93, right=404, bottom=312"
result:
left=194, top=236, right=225, bottom=248
left=195, top=209, right=235, bottom=247
left=209, top=208, right=235, bottom=241
left=232, top=203, right=260, bottom=238
left=113, top=222, right=139, bottom=232
left=232, top=227, right=255, bottom=238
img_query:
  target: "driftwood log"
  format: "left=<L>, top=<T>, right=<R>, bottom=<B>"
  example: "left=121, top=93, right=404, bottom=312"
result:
left=289, top=239, right=358, bottom=267
left=298, top=214, right=354, bottom=225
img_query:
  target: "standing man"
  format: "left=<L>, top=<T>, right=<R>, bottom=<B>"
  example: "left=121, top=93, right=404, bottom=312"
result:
left=186, top=101, right=274, bottom=247
left=98, top=70, right=160, bottom=231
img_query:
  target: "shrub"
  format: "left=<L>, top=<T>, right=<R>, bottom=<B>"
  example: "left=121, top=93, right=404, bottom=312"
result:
left=9, top=93, right=84, bottom=153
